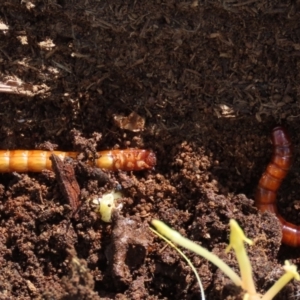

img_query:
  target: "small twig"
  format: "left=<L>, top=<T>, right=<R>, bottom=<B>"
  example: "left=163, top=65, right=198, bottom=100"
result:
left=0, top=82, right=16, bottom=93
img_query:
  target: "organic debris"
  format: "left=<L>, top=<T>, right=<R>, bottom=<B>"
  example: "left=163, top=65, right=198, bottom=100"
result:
left=105, top=214, right=152, bottom=289
left=113, top=112, right=145, bottom=132
left=50, top=154, right=81, bottom=216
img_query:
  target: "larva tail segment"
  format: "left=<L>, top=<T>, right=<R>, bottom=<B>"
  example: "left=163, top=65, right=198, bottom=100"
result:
left=0, top=150, right=78, bottom=173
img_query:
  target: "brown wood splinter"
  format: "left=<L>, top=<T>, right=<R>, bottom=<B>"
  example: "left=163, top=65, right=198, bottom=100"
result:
left=50, top=154, right=81, bottom=215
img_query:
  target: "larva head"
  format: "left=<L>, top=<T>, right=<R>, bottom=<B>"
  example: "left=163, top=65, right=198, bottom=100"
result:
left=272, top=126, right=291, bottom=147
left=145, top=151, right=157, bottom=169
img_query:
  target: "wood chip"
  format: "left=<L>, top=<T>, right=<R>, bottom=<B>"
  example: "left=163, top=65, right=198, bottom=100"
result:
left=50, top=154, right=81, bottom=216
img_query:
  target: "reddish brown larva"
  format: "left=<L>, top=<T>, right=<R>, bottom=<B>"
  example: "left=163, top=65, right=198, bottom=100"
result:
left=255, top=127, right=299, bottom=246
left=0, top=149, right=156, bottom=173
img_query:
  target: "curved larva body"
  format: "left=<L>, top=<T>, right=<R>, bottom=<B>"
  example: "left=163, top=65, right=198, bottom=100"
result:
left=0, top=149, right=156, bottom=173
left=255, top=126, right=299, bottom=246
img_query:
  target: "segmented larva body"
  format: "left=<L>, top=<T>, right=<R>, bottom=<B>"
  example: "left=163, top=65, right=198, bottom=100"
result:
left=0, top=149, right=156, bottom=173
left=255, top=126, right=299, bottom=246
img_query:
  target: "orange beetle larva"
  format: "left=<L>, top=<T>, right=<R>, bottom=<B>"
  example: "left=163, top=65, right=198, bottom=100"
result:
left=0, top=149, right=156, bottom=173
left=255, top=126, right=300, bottom=247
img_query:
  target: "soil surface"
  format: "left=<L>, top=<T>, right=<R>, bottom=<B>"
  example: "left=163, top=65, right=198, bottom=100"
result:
left=1, top=1, right=300, bottom=299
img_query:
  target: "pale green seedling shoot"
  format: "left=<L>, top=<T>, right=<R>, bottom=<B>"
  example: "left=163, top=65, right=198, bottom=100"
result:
left=150, top=227, right=206, bottom=300
left=226, top=219, right=255, bottom=295
left=151, top=219, right=300, bottom=300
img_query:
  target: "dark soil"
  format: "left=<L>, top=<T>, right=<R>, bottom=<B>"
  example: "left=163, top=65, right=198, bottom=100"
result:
left=1, top=1, right=300, bottom=299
